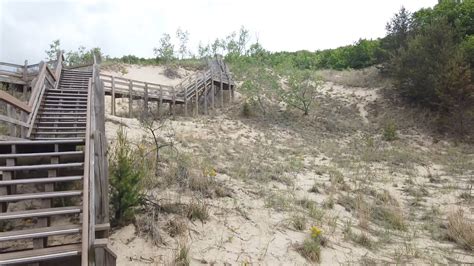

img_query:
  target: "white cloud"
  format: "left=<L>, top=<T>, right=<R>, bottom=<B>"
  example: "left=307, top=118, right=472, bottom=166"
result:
left=0, top=0, right=437, bottom=64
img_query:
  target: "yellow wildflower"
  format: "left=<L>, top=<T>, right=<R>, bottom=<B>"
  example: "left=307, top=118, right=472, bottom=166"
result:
left=310, top=226, right=322, bottom=239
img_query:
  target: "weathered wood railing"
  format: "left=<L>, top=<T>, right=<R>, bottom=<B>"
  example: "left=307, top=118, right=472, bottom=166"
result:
left=100, top=74, right=175, bottom=117
left=0, top=53, right=63, bottom=138
left=83, top=55, right=115, bottom=265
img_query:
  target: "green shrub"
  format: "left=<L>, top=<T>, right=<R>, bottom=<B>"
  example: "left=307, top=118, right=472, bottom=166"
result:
left=241, top=101, right=251, bottom=117
left=383, top=120, right=398, bottom=141
left=110, top=126, right=144, bottom=226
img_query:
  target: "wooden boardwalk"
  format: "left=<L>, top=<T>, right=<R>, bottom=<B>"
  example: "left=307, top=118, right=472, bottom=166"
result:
left=0, top=53, right=115, bottom=265
left=0, top=54, right=235, bottom=265
left=100, top=58, right=235, bottom=117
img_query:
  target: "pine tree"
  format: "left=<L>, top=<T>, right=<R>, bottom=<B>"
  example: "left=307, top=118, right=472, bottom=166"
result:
left=110, top=127, right=143, bottom=226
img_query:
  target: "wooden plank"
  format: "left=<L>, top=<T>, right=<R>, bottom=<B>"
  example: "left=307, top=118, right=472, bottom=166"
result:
left=82, top=78, right=92, bottom=266
left=0, top=113, right=27, bottom=134
left=0, top=70, right=22, bottom=78
left=0, top=91, right=32, bottom=113
left=0, top=244, right=81, bottom=265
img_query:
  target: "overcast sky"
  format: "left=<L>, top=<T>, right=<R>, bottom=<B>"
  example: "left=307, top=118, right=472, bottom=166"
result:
left=1, top=0, right=437, bottom=64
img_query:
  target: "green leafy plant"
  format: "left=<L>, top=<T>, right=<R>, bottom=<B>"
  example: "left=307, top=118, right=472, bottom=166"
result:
left=279, top=70, right=323, bottom=116
left=383, top=120, right=398, bottom=141
left=110, top=126, right=144, bottom=226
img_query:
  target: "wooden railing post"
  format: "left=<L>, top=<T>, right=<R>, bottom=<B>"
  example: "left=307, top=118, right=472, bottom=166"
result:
left=128, top=80, right=133, bottom=118
left=229, top=72, right=234, bottom=103
left=144, top=82, right=149, bottom=114
left=171, top=87, right=176, bottom=116
left=22, top=60, right=28, bottom=99
left=159, top=85, right=163, bottom=117
left=184, top=84, right=188, bottom=116
left=203, top=72, right=208, bottom=115
left=194, top=77, right=198, bottom=116
left=111, top=76, right=116, bottom=116
left=220, top=70, right=224, bottom=107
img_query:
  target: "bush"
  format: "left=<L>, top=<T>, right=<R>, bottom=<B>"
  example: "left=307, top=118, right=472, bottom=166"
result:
left=241, top=101, right=251, bottom=117
left=447, top=209, right=474, bottom=251
left=383, top=120, right=398, bottom=141
left=278, top=70, right=323, bottom=116
left=110, top=126, right=144, bottom=226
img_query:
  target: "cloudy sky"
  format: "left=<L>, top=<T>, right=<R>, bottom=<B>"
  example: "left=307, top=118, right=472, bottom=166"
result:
left=1, top=0, right=437, bottom=64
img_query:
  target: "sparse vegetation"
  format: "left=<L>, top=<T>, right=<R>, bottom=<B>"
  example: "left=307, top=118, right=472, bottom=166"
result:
left=446, top=209, right=474, bottom=251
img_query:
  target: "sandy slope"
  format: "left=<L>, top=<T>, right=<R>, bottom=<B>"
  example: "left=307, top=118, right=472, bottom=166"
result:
left=103, top=65, right=474, bottom=265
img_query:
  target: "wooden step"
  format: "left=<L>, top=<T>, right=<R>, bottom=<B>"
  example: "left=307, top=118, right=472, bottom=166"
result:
left=36, top=121, right=86, bottom=125
left=47, top=89, right=87, bottom=93
left=46, top=92, right=87, bottom=96
left=37, top=116, right=86, bottom=120
left=0, top=224, right=81, bottom=242
left=0, top=206, right=81, bottom=220
left=0, top=151, right=83, bottom=159
left=32, top=137, right=87, bottom=140
left=45, top=95, right=88, bottom=99
left=36, top=127, right=86, bottom=130
left=0, top=176, right=82, bottom=186
left=44, top=95, right=87, bottom=102
left=0, top=139, right=85, bottom=145
left=33, top=132, right=85, bottom=135
left=0, top=162, right=83, bottom=171
left=0, top=190, right=82, bottom=202
left=39, top=112, right=87, bottom=116
left=41, top=103, right=87, bottom=107
left=0, top=244, right=81, bottom=265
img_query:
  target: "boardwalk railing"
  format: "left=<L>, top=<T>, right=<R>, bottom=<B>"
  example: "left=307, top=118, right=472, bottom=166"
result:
left=100, top=74, right=175, bottom=117
left=100, top=58, right=235, bottom=118
left=0, top=52, right=63, bottom=138
left=84, top=55, right=116, bottom=265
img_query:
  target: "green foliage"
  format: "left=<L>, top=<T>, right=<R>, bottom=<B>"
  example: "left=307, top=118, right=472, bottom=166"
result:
left=45, top=39, right=64, bottom=61
left=241, top=101, right=251, bottom=117
left=66, top=46, right=103, bottom=66
left=383, top=120, right=398, bottom=141
left=45, top=39, right=103, bottom=66
left=278, top=70, right=323, bottom=115
left=153, top=33, right=175, bottom=62
left=110, top=126, right=143, bottom=226
left=176, top=28, right=190, bottom=59
left=232, top=58, right=280, bottom=116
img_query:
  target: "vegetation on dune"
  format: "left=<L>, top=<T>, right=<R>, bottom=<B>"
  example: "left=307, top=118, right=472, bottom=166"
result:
left=109, top=126, right=144, bottom=226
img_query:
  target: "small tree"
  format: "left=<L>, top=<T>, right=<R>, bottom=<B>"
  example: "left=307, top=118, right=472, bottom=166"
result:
left=154, top=33, right=175, bottom=62
left=176, top=28, right=190, bottom=59
left=45, top=39, right=64, bottom=61
left=110, top=126, right=143, bottom=226
left=233, top=59, right=279, bottom=116
left=279, top=70, right=322, bottom=116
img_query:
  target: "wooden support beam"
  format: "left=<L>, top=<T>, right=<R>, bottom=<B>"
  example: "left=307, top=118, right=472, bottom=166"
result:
left=172, top=87, right=176, bottom=116
left=184, top=84, right=188, bottom=116
left=0, top=91, right=32, bottom=113
left=144, top=82, right=149, bottom=114
left=159, top=85, right=163, bottom=117
left=111, top=76, right=116, bottom=116
left=203, top=73, right=208, bottom=115
left=220, top=71, right=224, bottom=107
left=229, top=72, right=234, bottom=102
left=128, top=80, right=133, bottom=118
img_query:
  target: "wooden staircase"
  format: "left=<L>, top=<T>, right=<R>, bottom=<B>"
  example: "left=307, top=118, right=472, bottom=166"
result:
left=0, top=56, right=115, bottom=265
left=30, top=70, right=91, bottom=140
